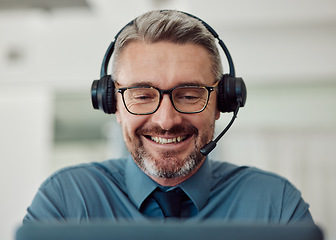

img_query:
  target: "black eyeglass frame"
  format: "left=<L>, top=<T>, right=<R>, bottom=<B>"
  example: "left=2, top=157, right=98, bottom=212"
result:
left=116, top=82, right=219, bottom=115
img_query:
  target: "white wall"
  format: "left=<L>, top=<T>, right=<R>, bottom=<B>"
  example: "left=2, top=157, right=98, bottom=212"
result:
left=0, top=85, right=52, bottom=240
left=213, top=84, right=336, bottom=239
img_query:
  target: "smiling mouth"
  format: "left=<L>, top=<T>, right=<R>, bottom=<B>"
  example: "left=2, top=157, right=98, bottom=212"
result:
left=148, top=135, right=189, bottom=144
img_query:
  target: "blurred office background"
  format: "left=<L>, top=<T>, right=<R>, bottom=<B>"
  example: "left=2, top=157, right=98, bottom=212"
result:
left=0, top=0, right=335, bottom=239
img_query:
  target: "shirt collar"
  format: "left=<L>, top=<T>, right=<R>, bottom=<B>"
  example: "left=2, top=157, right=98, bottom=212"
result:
left=125, top=155, right=158, bottom=209
left=179, top=158, right=212, bottom=211
left=125, top=155, right=212, bottom=211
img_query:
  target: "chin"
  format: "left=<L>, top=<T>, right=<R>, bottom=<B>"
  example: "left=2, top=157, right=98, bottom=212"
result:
left=134, top=146, right=204, bottom=179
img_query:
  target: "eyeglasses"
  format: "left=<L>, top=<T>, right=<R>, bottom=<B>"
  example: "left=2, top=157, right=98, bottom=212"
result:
left=116, top=82, right=219, bottom=115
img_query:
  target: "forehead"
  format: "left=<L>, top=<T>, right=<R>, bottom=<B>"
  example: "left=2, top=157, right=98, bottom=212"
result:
left=115, top=41, right=215, bottom=88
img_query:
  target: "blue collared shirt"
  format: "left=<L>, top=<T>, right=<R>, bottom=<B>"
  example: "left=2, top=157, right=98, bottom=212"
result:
left=23, top=156, right=313, bottom=223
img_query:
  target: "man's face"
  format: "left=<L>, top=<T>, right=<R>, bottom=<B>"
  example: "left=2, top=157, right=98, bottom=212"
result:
left=115, top=41, right=220, bottom=185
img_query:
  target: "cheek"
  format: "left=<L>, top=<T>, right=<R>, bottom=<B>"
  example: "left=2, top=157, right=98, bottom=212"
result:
left=191, top=100, right=219, bottom=136
left=185, top=110, right=215, bottom=133
left=116, top=107, right=148, bottom=137
left=209, top=92, right=220, bottom=120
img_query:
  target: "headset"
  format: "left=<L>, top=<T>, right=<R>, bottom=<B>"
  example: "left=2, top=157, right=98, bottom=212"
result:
left=91, top=10, right=247, bottom=156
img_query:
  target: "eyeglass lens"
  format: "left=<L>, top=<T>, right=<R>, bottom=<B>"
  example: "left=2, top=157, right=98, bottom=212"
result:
left=122, top=86, right=210, bottom=115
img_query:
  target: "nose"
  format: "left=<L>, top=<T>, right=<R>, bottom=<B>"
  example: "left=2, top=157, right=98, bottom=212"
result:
left=150, top=95, right=183, bottom=130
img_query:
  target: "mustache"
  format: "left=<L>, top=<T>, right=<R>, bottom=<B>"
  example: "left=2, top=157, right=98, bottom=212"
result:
left=136, top=124, right=198, bottom=136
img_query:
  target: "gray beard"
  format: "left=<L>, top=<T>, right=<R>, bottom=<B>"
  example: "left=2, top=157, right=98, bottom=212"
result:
left=134, top=144, right=202, bottom=179
left=123, top=123, right=215, bottom=180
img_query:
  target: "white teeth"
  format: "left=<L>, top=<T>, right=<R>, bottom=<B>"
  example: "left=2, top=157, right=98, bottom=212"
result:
left=150, top=136, right=186, bottom=144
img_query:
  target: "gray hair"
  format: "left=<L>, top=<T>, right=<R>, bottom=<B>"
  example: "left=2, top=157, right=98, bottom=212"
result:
left=112, top=10, right=223, bottom=80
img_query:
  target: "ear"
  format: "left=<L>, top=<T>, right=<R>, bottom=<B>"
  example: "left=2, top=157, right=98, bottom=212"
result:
left=116, top=109, right=122, bottom=124
left=114, top=91, right=122, bottom=124
left=215, top=108, right=220, bottom=120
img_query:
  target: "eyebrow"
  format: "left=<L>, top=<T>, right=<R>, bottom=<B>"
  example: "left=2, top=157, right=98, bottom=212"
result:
left=115, top=81, right=154, bottom=88
left=116, top=80, right=210, bottom=89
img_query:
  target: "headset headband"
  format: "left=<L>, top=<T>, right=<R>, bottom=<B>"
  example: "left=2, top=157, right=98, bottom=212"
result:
left=100, top=11, right=236, bottom=79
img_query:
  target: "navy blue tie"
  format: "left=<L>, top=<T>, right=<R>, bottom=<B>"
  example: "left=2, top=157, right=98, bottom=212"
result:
left=151, top=188, right=185, bottom=218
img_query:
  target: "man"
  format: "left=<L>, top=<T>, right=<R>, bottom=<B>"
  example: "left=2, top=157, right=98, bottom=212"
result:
left=24, top=10, right=313, bottom=223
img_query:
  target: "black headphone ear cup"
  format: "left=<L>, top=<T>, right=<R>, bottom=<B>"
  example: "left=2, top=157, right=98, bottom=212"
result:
left=217, top=75, right=227, bottom=112
left=91, top=75, right=116, bottom=114
left=106, top=77, right=116, bottom=114
left=217, top=74, right=247, bottom=113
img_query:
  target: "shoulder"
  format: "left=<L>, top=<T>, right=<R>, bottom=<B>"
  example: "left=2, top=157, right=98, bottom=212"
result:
left=209, top=160, right=296, bottom=192
left=207, top=160, right=312, bottom=223
left=41, top=158, right=128, bottom=188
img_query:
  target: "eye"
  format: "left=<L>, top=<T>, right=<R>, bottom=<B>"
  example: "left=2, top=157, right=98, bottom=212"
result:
left=133, top=93, right=155, bottom=101
left=128, top=88, right=158, bottom=103
left=174, top=88, right=204, bottom=103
